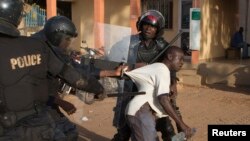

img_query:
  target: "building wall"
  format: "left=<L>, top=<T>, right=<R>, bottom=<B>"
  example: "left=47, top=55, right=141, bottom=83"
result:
left=239, top=0, right=250, bottom=46
left=105, top=0, right=130, bottom=27
left=71, top=0, right=94, bottom=50
left=71, top=0, right=130, bottom=51
left=71, top=0, right=182, bottom=51
left=200, top=0, right=238, bottom=61
left=163, top=0, right=181, bottom=44
left=247, top=1, right=250, bottom=44
left=71, top=0, right=239, bottom=61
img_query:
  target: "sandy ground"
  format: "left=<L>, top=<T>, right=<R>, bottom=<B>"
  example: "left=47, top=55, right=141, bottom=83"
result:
left=63, top=84, right=250, bottom=141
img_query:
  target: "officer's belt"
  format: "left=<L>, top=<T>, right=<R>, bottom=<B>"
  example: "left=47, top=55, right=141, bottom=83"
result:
left=0, top=108, right=38, bottom=134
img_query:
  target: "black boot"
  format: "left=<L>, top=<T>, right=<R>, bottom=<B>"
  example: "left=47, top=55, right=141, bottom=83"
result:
left=111, top=125, right=131, bottom=141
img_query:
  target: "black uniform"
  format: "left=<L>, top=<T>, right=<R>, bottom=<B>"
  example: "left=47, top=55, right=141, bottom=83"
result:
left=0, top=1, right=102, bottom=140
left=0, top=34, right=104, bottom=141
left=0, top=22, right=104, bottom=141
left=32, top=29, right=79, bottom=141
left=32, top=28, right=100, bottom=140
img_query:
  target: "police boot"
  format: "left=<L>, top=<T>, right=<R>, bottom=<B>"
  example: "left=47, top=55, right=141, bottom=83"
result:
left=111, top=126, right=131, bottom=141
left=111, top=133, right=130, bottom=141
left=66, top=132, right=78, bottom=141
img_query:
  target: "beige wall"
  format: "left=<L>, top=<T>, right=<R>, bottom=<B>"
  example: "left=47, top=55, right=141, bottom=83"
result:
left=200, top=0, right=238, bottom=61
left=239, top=0, right=250, bottom=45
left=71, top=0, right=239, bottom=61
left=163, top=0, right=181, bottom=44
left=246, top=1, right=250, bottom=44
left=71, top=0, right=94, bottom=51
left=71, top=0, right=130, bottom=51
left=105, top=0, right=130, bottom=27
left=71, top=0, right=181, bottom=51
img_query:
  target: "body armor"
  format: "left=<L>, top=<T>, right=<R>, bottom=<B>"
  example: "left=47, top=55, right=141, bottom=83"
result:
left=137, top=36, right=168, bottom=63
left=0, top=36, right=50, bottom=113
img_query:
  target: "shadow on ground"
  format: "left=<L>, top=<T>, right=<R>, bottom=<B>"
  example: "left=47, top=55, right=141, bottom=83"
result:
left=204, top=83, right=250, bottom=95
left=197, top=63, right=250, bottom=95
left=76, top=124, right=110, bottom=141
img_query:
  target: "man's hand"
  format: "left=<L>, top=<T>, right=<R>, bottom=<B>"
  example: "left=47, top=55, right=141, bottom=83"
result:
left=180, top=124, right=194, bottom=139
left=99, top=64, right=128, bottom=78
left=114, top=65, right=128, bottom=77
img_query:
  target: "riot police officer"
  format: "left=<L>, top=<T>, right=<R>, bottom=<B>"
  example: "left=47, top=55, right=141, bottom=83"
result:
left=32, top=15, right=81, bottom=141
left=0, top=0, right=103, bottom=141
left=111, top=10, right=182, bottom=141
left=33, top=15, right=126, bottom=140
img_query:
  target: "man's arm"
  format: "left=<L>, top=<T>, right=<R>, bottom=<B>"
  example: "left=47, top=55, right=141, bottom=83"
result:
left=99, top=65, right=128, bottom=78
left=158, top=94, right=193, bottom=138
left=58, top=64, right=104, bottom=94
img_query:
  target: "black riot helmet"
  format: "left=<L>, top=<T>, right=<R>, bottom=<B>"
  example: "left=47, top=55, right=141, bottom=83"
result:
left=44, top=16, right=78, bottom=47
left=137, top=10, right=165, bottom=37
left=0, top=0, right=24, bottom=37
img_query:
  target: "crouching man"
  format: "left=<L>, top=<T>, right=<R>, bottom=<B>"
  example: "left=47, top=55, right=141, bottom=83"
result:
left=124, top=46, right=194, bottom=141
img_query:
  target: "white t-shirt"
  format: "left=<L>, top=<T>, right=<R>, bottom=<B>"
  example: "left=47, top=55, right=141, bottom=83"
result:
left=125, top=63, right=170, bottom=118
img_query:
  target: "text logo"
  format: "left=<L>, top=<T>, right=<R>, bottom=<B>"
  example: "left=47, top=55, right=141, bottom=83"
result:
left=208, top=125, right=249, bottom=141
left=10, top=54, right=42, bottom=70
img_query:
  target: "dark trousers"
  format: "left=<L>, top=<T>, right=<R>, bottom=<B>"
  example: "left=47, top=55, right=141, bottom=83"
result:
left=112, top=98, right=182, bottom=141
left=0, top=109, right=55, bottom=141
left=126, top=103, right=159, bottom=141
left=236, top=42, right=249, bottom=58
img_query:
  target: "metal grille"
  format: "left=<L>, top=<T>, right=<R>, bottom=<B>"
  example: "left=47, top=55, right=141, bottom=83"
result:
left=141, top=0, right=173, bottom=29
left=24, top=4, right=46, bottom=27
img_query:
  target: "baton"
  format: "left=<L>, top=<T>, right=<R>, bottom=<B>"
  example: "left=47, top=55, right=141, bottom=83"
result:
left=149, top=30, right=184, bottom=64
left=106, top=91, right=146, bottom=97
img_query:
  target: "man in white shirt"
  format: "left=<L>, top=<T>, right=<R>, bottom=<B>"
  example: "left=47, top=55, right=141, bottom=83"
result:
left=125, top=46, right=193, bottom=141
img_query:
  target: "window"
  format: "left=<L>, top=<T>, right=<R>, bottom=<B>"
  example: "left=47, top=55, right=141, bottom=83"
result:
left=141, top=0, right=173, bottom=29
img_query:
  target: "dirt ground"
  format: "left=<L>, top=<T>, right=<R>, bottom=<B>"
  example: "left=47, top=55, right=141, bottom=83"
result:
left=63, top=84, right=250, bottom=141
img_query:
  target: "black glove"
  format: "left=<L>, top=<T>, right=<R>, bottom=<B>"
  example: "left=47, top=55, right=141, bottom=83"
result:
left=58, top=99, right=76, bottom=115
left=77, top=76, right=104, bottom=95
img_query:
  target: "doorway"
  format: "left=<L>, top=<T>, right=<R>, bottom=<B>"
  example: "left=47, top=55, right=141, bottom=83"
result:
left=179, top=0, right=193, bottom=56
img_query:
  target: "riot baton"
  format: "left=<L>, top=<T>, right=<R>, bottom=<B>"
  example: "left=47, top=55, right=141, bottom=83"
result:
left=149, top=30, right=184, bottom=64
left=106, top=91, right=146, bottom=97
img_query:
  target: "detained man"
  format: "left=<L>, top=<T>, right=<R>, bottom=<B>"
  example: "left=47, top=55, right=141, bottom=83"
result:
left=124, top=46, right=194, bottom=141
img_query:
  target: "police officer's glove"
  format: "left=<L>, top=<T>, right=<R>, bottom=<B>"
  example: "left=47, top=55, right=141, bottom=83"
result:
left=76, top=76, right=104, bottom=95
left=60, top=100, right=76, bottom=115
left=54, top=97, right=76, bottom=115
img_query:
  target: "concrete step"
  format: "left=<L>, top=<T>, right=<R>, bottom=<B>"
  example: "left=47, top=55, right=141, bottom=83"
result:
left=177, top=61, right=250, bottom=87
left=177, top=69, right=202, bottom=87
left=197, top=62, right=250, bottom=87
